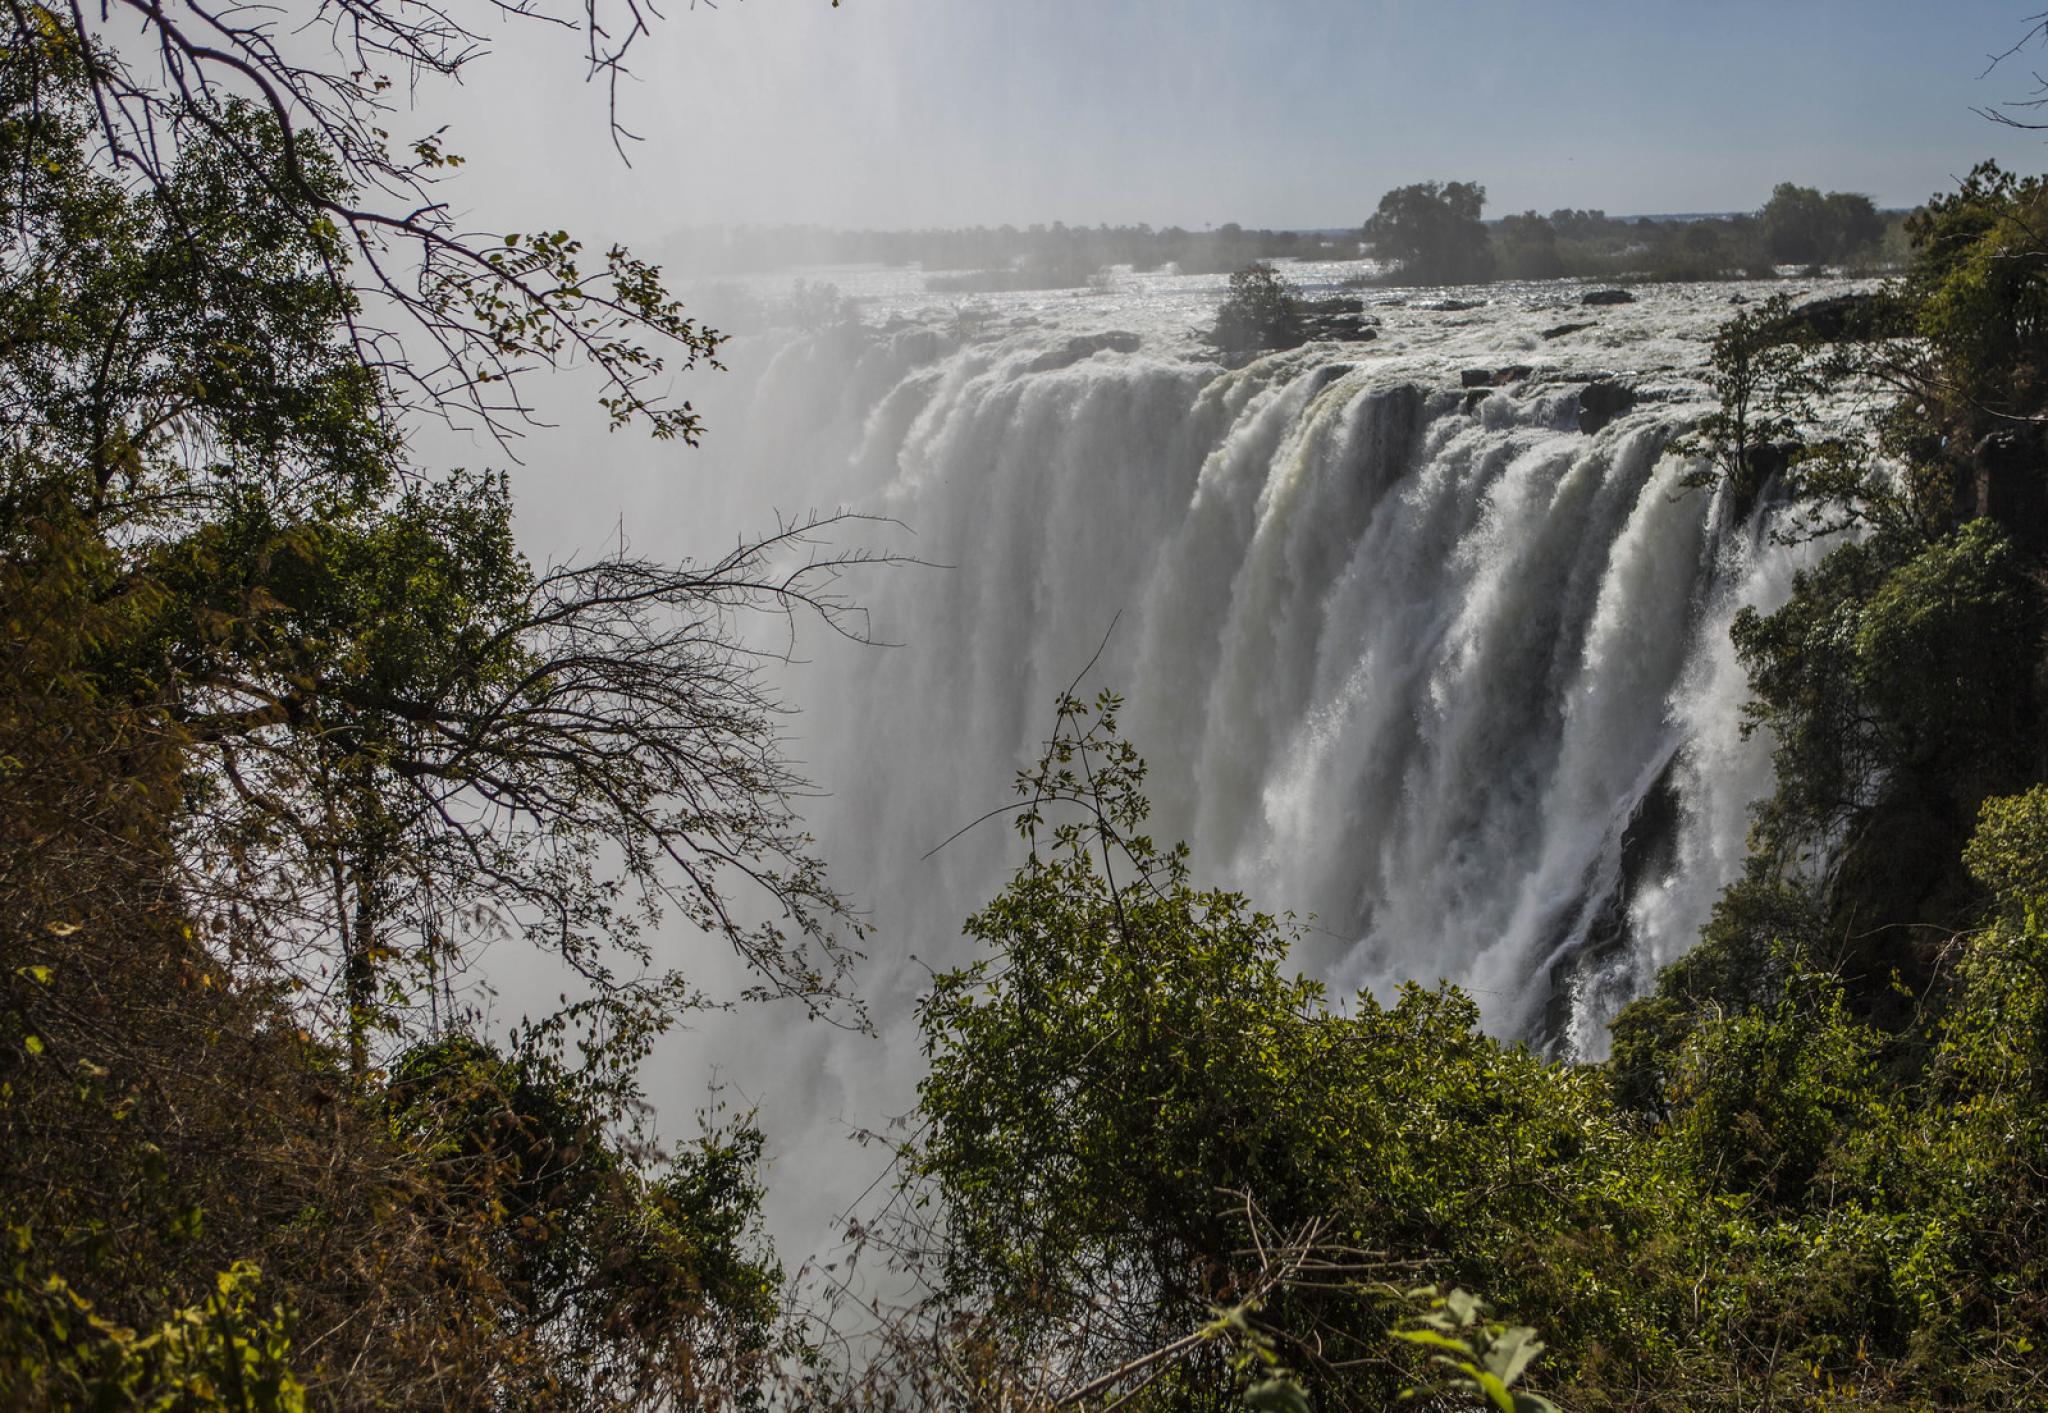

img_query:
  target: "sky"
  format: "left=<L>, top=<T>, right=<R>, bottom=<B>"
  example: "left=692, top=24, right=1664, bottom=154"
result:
left=438, top=0, right=2048, bottom=242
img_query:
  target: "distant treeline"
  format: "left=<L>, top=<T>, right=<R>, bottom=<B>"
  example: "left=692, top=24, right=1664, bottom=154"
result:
left=660, top=221, right=1356, bottom=286
left=1363, top=180, right=1907, bottom=286
left=665, top=182, right=1908, bottom=296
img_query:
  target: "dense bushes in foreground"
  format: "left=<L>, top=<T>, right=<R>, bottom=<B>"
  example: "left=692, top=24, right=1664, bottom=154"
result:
left=841, top=698, right=2048, bottom=1409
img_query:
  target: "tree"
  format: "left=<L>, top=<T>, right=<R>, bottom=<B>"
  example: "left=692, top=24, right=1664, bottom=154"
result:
left=0, top=12, right=828, bottom=1405
left=1208, top=263, right=1305, bottom=355
left=27, top=0, right=725, bottom=444
left=1761, top=183, right=1884, bottom=265
left=1761, top=182, right=1832, bottom=264
left=1824, top=191, right=1884, bottom=257
left=889, top=693, right=1640, bottom=1409
left=0, top=39, right=879, bottom=1079
left=1362, top=180, right=1494, bottom=285
left=387, top=1036, right=786, bottom=1405
left=1494, top=211, right=1564, bottom=280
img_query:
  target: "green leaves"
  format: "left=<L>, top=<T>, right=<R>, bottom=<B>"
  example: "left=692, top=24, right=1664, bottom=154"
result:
left=1362, top=180, right=1495, bottom=284
left=1210, top=264, right=1306, bottom=356
left=1393, top=1286, right=1558, bottom=1413
left=1243, top=1375, right=1313, bottom=1412
left=0, top=1254, right=305, bottom=1411
left=903, top=695, right=1642, bottom=1405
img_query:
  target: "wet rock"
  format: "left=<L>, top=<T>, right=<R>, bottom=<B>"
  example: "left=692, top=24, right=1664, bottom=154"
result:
left=1577, top=379, right=1637, bottom=434
left=889, top=327, right=954, bottom=365
left=1302, top=309, right=1379, bottom=342
left=1024, top=330, right=1143, bottom=372
left=1075, top=330, right=1142, bottom=355
left=1541, top=321, right=1595, bottom=340
left=1731, top=440, right=1800, bottom=520
left=1461, top=364, right=1532, bottom=389
left=1464, top=388, right=1494, bottom=413
left=1968, top=429, right=2048, bottom=558
left=1581, top=288, right=1636, bottom=306
left=1762, top=291, right=1907, bottom=343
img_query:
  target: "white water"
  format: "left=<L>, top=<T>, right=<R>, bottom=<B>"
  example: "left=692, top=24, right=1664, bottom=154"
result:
left=586, top=268, right=1842, bottom=1251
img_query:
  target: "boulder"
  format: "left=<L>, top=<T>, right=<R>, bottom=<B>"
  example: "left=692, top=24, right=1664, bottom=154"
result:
left=1302, top=310, right=1379, bottom=342
left=1073, top=330, right=1142, bottom=356
left=1577, top=379, right=1637, bottom=435
left=1461, top=368, right=1494, bottom=388
left=1541, top=321, right=1594, bottom=340
left=1731, top=440, right=1800, bottom=519
left=1968, top=430, right=2048, bottom=559
left=1761, top=292, right=1908, bottom=344
left=1024, top=330, right=1142, bottom=372
left=1495, top=364, right=1534, bottom=383
left=1581, top=288, right=1636, bottom=306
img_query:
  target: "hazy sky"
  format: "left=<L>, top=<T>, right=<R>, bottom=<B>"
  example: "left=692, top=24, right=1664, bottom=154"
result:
left=448, top=2, right=2046, bottom=238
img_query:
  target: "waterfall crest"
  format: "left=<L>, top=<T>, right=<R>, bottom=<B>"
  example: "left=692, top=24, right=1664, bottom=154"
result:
left=628, top=291, right=1828, bottom=1242
left=674, top=313, right=1818, bottom=1053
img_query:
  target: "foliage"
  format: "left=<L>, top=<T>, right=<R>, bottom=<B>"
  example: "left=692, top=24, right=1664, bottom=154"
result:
left=1607, top=879, right=1825, bottom=1114
left=32, top=0, right=725, bottom=442
left=1670, top=293, right=1857, bottom=523
left=1, top=1254, right=305, bottom=1412
left=0, top=12, right=825, bottom=1409
left=0, top=527, right=789, bottom=1404
left=874, top=657, right=2048, bottom=1407
left=1663, top=967, right=1886, bottom=1205
left=386, top=1037, right=787, bottom=1405
left=1209, top=264, right=1306, bottom=356
left=1391, top=1286, right=1558, bottom=1413
left=1362, top=181, right=1495, bottom=285
left=1761, top=183, right=1884, bottom=265
left=0, top=24, right=871, bottom=1085
left=886, top=694, right=1649, bottom=1409
left=1492, top=212, right=1565, bottom=280
left=1901, top=161, right=2048, bottom=424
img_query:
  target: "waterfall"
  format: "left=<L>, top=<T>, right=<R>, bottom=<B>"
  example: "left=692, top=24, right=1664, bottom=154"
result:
left=602, top=282, right=1824, bottom=1245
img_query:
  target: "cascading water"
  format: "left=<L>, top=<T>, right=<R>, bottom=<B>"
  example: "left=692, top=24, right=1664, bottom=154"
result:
left=602, top=271, right=1836, bottom=1247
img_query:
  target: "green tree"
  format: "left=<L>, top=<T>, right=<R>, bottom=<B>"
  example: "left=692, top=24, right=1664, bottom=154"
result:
left=892, top=694, right=1645, bottom=1409
left=1761, top=182, right=1832, bottom=263
left=0, top=33, right=874, bottom=1081
left=31, top=0, right=719, bottom=443
left=1209, top=263, right=1305, bottom=355
left=1901, top=161, right=2048, bottom=428
left=1362, top=181, right=1494, bottom=285
left=1824, top=190, right=1885, bottom=257
left=1761, top=183, right=1885, bottom=265
left=1493, top=211, right=1564, bottom=280
left=386, top=1036, right=786, bottom=1405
